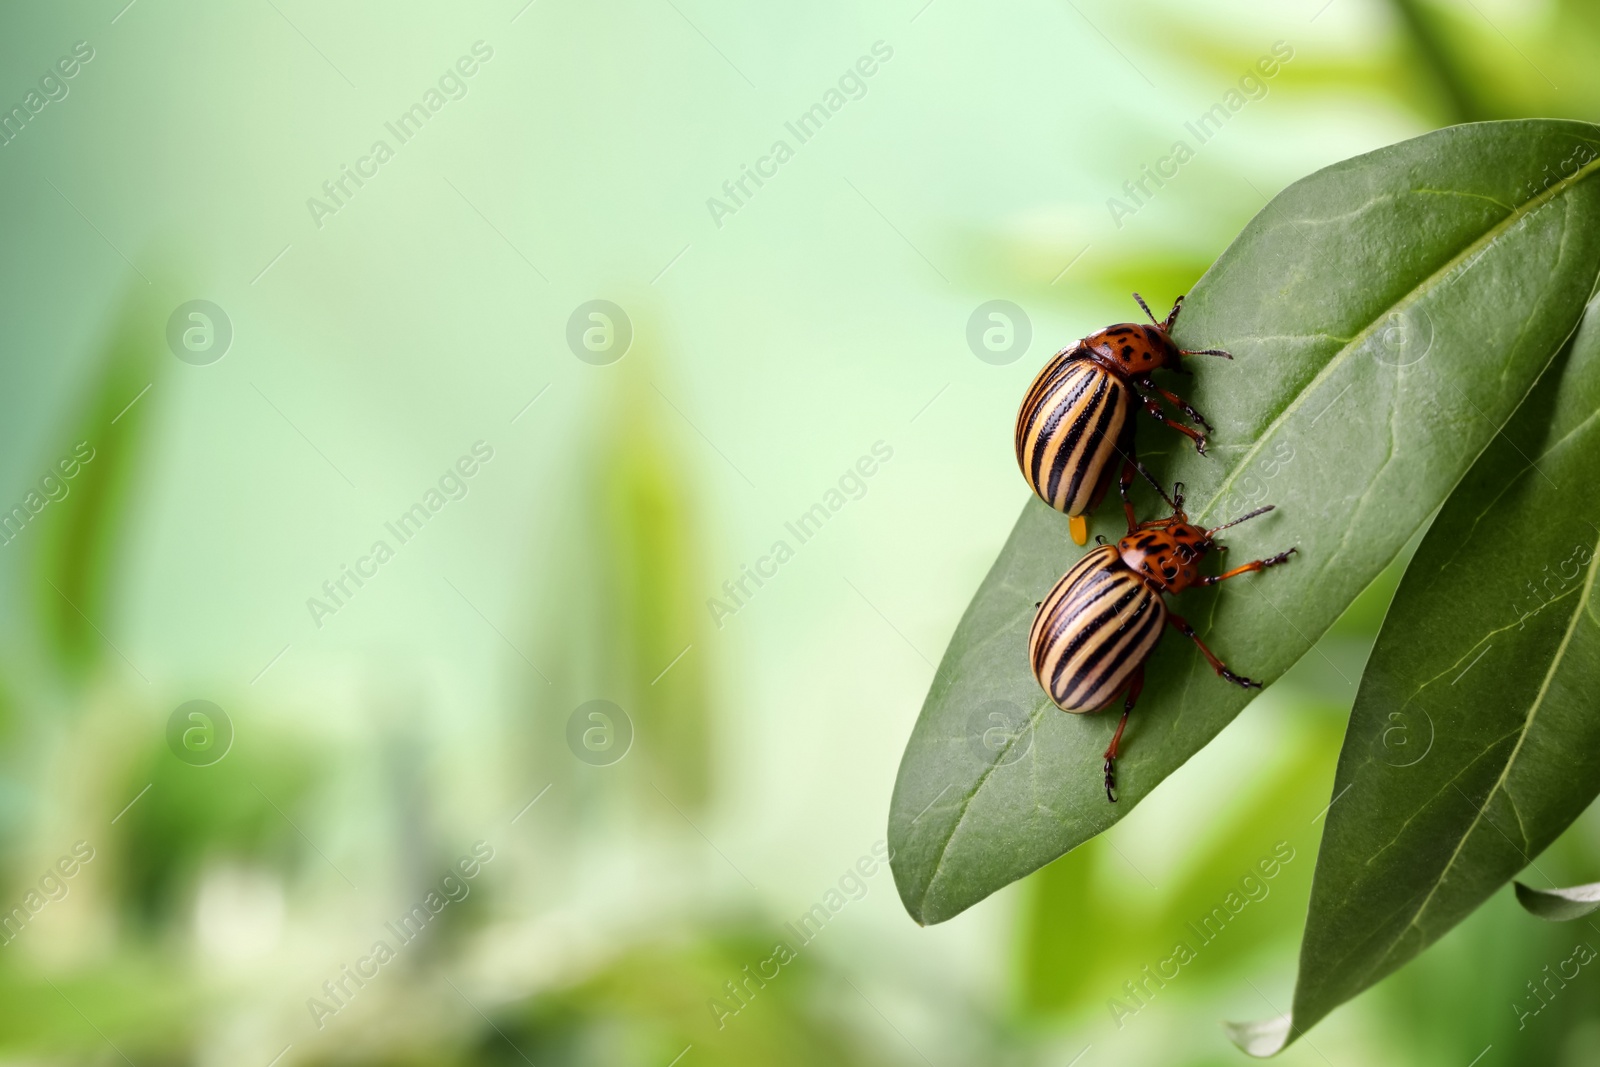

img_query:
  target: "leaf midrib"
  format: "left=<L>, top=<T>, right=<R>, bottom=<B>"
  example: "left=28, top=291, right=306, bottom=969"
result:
left=1364, top=523, right=1600, bottom=985
left=910, top=151, right=1600, bottom=921
left=911, top=695, right=1052, bottom=919
left=1195, top=153, right=1600, bottom=527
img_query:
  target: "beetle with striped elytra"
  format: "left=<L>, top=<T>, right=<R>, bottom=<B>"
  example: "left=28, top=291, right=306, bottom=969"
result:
left=1014, top=293, right=1231, bottom=546
left=1028, top=480, right=1295, bottom=802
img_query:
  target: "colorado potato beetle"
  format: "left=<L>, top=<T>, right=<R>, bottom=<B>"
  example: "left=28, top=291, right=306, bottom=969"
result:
left=1014, top=294, right=1230, bottom=545
left=1027, top=482, right=1294, bottom=802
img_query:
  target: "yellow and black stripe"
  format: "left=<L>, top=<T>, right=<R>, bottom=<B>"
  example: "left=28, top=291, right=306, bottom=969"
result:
left=1029, top=545, right=1166, bottom=713
left=1014, top=356, right=1130, bottom=517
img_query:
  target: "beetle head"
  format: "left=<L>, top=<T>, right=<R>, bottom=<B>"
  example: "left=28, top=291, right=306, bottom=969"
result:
left=1085, top=293, right=1233, bottom=375
left=1082, top=320, right=1182, bottom=376
left=1117, top=482, right=1274, bottom=594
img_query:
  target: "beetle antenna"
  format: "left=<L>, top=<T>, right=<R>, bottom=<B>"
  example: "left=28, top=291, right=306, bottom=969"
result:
left=1207, top=504, right=1275, bottom=538
left=1162, top=295, right=1185, bottom=332
left=1181, top=347, right=1234, bottom=359
left=1132, top=292, right=1160, bottom=326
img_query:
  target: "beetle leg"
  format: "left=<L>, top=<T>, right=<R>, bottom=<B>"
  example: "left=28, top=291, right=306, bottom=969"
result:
left=1200, top=547, right=1297, bottom=585
left=1103, top=666, right=1144, bottom=803
left=1152, top=384, right=1213, bottom=433
left=1167, top=612, right=1261, bottom=690
left=1137, top=390, right=1208, bottom=455
left=1116, top=417, right=1147, bottom=533
left=1117, top=456, right=1141, bottom=533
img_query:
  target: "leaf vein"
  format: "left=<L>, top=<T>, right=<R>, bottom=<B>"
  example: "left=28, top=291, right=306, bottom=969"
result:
left=1196, top=155, right=1600, bottom=526
left=1385, top=524, right=1600, bottom=960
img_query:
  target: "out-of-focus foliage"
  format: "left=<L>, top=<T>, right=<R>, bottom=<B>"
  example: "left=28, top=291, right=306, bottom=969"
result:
left=6, top=1, right=1600, bottom=1066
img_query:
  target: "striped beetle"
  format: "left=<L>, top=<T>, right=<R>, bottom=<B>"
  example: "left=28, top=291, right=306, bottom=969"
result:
left=1014, top=294, right=1230, bottom=545
left=1028, top=482, right=1294, bottom=801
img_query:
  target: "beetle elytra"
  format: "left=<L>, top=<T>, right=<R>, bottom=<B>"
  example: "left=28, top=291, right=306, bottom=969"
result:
left=1014, top=293, right=1231, bottom=545
left=1028, top=481, right=1294, bottom=801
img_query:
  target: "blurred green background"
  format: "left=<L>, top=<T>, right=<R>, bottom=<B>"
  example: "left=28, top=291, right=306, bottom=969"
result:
left=1, top=0, right=1599, bottom=1064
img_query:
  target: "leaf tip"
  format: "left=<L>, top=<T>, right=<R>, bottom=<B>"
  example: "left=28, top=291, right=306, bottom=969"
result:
left=1223, top=1013, right=1294, bottom=1057
left=1514, top=879, right=1600, bottom=922
left=888, top=846, right=928, bottom=926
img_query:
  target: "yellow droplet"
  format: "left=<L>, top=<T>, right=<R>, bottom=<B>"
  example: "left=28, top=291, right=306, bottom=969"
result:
left=1069, top=514, right=1089, bottom=546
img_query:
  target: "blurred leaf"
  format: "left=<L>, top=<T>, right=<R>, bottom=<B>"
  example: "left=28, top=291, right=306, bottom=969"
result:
left=596, top=365, right=715, bottom=807
left=0, top=962, right=197, bottom=1060
left=1389, top=0, right=1487, bottom=123
left=1017, top=712, right=1334, bottom=1020
left=533, top=324, right=716, bottom=810
left=502, top=930, right=882, bottom=1067
left=30, top=283, right=165, bottom=677
left=1231, top=285, right=1600, bottom=1052
left=1016, top=836, right=1102, bottom=1015
left=1514, top=880, right=1600, bottom=922
left=119, top=727, right=317, bottom=927
left=1396, top=0, right=1600, bottom=123
left=889, top=120, right=1600, bottom=925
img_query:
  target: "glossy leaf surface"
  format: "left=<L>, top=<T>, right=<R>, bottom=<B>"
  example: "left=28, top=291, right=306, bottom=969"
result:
left=890, top=121, right=1600, bottom=926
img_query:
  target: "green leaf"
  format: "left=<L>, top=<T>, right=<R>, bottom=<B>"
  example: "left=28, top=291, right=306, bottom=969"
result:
left=888, top=120, right=1600, bottom=926
left=1514, top=880, right=1600, bottom=922
left=1228, top=266, right=1600, bottom=1052
left=30, top=282, right=167, bottom=677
